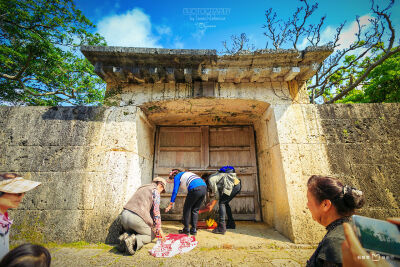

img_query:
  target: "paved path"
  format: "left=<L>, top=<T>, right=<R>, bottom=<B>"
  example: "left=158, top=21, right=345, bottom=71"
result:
left=48, top=222, right=315, bottom=266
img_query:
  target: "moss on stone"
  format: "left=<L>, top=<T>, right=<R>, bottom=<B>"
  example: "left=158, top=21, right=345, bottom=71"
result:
left=12, top=215, right=45, bottom=244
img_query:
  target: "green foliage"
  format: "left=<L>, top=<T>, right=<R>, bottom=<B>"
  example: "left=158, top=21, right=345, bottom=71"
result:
left=363, top=51, right=400, bottom=102
left=339, top=51, right=400, bottom=103
left=0, top=0, right=106, bottom=105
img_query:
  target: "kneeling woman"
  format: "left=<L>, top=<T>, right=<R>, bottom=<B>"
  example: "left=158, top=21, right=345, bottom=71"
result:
left=306, top=175, right=364, bottom=267
left=165, top=169, right=207, bottom=235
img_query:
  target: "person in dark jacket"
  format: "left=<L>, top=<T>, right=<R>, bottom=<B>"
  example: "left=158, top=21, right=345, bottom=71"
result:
left=200, top=166, right=241, bottom=234
left=306, top=175, right=365, bottom=267
left=118, top=177, right=167, bottom=255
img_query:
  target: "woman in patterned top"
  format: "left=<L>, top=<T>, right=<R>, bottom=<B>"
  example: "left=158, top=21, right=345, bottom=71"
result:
left=306, top=175, right=365, bottom=267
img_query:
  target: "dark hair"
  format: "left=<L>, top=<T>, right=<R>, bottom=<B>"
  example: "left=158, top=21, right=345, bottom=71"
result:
left=307, top=175, right=365, bottom=216
left=168, top=169, right=182, bottom=180
left=201, top=173, right=212, bottom=193
left=0, top=243, right=51, bottom=267
left=0, top=173, right=19, bottom=180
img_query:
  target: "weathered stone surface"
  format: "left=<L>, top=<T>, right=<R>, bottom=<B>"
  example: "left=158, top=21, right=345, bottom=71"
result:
left=0, top=106, right=155, bottom=244
left=317, top=103, right=400, bottom=221
left=1, top=101, right=399, bottom=246
left=81, top=46, right=332, bottom=85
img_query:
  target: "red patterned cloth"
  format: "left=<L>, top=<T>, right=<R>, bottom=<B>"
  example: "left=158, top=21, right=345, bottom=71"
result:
left=149, top=234, right=198, bottom=258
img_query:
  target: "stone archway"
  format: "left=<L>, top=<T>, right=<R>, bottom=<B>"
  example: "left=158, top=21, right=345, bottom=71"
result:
left=137, top=98, right=291, bottom=232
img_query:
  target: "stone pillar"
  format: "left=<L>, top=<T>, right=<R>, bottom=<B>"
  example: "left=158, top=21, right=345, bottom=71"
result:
left=270, top=104, right=331, bottom=243
left=82, top=106, right=155, bottom=243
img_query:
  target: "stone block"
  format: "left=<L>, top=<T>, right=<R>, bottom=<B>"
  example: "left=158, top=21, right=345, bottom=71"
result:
left=297, top=143, right=331, bottom=176
left=16, top=172, right=89, bottom=211
left=9, top=210, right=85, bottom=243
left=272, top=105, right=308, bottom=144
left=0, top=146, right=97, bottom=172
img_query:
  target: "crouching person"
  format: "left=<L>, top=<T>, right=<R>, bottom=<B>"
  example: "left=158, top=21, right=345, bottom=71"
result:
left=118, top=177, right=167, bottom=255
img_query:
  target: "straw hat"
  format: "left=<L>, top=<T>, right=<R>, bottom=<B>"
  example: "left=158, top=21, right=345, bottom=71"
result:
left=0, top=177, right=41, bottom=194
left=153, top=177, right=166, bottom=193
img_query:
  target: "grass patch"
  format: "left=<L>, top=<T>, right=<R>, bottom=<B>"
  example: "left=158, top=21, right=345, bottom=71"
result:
left=42, top=241, right=113, bottom=250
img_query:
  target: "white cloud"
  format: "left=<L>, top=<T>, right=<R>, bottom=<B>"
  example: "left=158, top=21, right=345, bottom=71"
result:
left=97, top=8, right=161, bottom=47
left=334, top=15, right=373, bottom=49
left=156, top=25, right=172, bottom=36
left=299, top=14, right=373, bottom=50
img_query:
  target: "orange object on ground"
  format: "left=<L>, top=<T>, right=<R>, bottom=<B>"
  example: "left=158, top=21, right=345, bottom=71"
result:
left=197, top=221, right=217, bottom=229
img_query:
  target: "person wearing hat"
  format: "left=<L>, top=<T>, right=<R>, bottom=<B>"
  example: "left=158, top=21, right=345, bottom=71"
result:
left=165, top=169, right=207, bottom=236
left=0, top=173, right=41, bottom=259
left=118, top=177, right=167, bottom=255
left=200, top=166, right=241, bottom=234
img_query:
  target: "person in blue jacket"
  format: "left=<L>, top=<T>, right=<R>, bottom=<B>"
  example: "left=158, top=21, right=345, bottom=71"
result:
left=165, top=169, right=207, bottom=235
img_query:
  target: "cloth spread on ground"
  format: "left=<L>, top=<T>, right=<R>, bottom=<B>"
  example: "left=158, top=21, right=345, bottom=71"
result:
left=148, top=234, right=198, bottom=257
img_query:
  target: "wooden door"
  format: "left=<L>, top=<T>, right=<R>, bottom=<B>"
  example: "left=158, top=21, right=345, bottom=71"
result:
left=154, top=126, right=260, bottom=221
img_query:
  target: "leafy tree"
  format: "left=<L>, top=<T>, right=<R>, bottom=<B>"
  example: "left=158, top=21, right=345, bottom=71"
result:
left=338, top=51, right=400, bottom=103
left=363, top=51, right=400, bottom=102
left=0, top=0, right=106, bottom=106
left=222, top=0, right=400, bottom=104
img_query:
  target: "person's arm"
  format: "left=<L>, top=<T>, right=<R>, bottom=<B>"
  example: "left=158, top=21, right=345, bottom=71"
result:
left=199, top=175, right=219, bottom=214
left=165, top=172, right=182, bottom=212
left=151, top=189, right=162, bottom=237
left=207, top=174, right=220, bottom=200
left=206, top=199, right=217, bottom=211
left=199, top=199, right=217, bottom=214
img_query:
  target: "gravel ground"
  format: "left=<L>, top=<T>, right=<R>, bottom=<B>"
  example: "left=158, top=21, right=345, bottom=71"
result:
left=48, top=222, right=316, bottom=267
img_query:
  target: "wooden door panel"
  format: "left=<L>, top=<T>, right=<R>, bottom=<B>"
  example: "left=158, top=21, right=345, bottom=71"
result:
left=159, top=131, right=201, bottom=147
left=158, top=151, right=201, bottom=168
left=236, top=174, right=256, bottom=192
left=209, top=127, right=250, bottom=147
left=154, top=125, right=261, bottom=221
left=209, top=151, right=252, bottom=167
left=229, top=197, right=255, bottom=214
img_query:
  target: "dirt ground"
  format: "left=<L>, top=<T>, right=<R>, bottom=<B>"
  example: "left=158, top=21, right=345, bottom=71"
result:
left=48, top=222, right=316, bottom=267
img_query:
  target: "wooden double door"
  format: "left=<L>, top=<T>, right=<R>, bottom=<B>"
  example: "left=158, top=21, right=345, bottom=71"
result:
left=154, top=126, right=261, bottom=221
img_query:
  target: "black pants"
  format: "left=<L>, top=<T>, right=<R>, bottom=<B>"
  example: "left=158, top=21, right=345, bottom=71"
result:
left=183, top=185, right=207, bottom=230
left=219, top=182, right=241, bottom=226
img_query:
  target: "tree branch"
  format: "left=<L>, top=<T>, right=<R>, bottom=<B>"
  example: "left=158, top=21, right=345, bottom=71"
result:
left=327, top=46, right=400, bottom=103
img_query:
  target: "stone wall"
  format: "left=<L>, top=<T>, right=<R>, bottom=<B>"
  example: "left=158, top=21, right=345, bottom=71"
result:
left=267, top=103, right=400, bottom=244
left=107, top=82, right=297, bottom=107
left=0, top=103, right=398, bottom=245
left=317, top=103, right=400, bottom=219
left=0, top=106, right=155, bottom=244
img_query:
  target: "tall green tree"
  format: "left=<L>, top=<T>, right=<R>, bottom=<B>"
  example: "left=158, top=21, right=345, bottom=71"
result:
left=0, top=0, right=106, bottom=106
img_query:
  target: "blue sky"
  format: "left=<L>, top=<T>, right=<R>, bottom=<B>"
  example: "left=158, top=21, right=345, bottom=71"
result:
left=75, top=0, right=400, bottom=52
